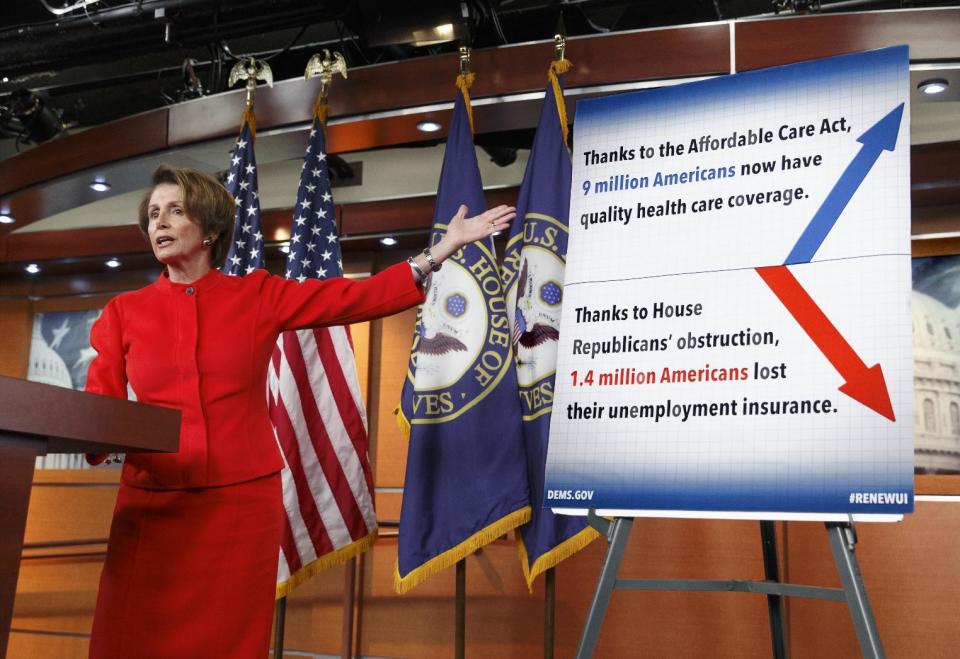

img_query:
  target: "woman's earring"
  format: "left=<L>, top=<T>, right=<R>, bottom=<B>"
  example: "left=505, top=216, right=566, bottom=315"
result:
left=203, top=238, right=214, bottom=247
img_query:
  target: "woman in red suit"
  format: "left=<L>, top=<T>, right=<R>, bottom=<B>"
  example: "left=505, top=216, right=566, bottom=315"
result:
left=84, top=165, right=514, bottom=658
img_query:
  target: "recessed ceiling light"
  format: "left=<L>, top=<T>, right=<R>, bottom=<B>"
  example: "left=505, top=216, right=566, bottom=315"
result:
left=1, top=76, right=8, bottom=83
left=918, top=78, right=949, bottom=95
left=0, top=213, right=13, bottom=224
left=89, top=180, right=111, bottom=192
left=105, top=258, right=121, bottom=268
left=380, top=236, right=398, bottom=246
left=279, top=242, right=290, bottom=254
left=416, top=120, right=443, bottom=133
left=25, top=263, right=40, bottom=274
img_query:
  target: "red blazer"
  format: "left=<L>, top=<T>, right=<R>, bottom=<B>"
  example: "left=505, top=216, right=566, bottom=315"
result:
left=85, top=263, right=424, bottom=490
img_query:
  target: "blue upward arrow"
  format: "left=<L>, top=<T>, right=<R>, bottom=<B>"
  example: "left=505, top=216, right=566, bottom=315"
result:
left=784, top=103, right=905, bottom=265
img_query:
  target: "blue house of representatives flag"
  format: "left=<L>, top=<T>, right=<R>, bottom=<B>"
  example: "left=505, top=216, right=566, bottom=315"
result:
left=395, top=81, right=531, bottom=593
left=222, top=117, right=265, bottom=275
left=501, top=61, right=599, bottom=590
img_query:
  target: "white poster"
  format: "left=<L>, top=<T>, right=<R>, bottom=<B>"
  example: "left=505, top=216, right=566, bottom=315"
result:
left=545, top=47, right=913, bottom=519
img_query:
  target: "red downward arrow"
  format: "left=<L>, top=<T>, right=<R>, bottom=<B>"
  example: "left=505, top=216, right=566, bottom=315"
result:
left=756, top=265, right=895, bottom=422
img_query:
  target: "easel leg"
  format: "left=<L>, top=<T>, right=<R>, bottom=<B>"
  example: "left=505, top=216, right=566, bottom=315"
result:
left=824, top=522, right=885, bottom=659
left=575, top=517, right=633, bottom=659
left=760, top=520, right=787, bottom=659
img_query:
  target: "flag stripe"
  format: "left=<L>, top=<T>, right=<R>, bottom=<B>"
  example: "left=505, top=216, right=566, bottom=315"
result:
left=327, top=326, right=369, bottom=431
left=267, top=351, right=315, bottom=570
left=269, top=373, right=335, bottom=558
left=276, top=361, right=352, bottom=549
left=297, top=329, right=376, bottom=533
left=282, top=331, right=368, bottom=542
left=314, top=327, right=375, bottom=495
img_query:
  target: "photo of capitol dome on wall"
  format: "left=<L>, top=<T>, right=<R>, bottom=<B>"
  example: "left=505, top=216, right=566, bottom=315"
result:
left=913, top=255, right=960, bottom=475
left=27, top=309, right=103, bottom=469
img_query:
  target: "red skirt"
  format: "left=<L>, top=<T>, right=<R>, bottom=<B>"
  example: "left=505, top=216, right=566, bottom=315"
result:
left=89, top=473, right=282, bottom=659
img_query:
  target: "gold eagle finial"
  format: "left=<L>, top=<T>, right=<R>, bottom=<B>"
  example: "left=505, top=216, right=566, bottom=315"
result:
left=228, top=57, right=274, bottom=108
left=305, top=50, right=347, bottom=106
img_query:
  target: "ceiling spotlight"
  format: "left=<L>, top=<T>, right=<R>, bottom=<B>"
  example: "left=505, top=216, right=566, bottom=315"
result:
left=279, top=242, right=290, bottom=254
left=918, top=78, right=949, bottom=95
left=380, top=236, right=398, bottom=246
left=0, top=213, right=14, bottom=224
left=90, top=180, right=111, bottom=192
left=1, top=77, right=8, bottom=83
left=25, top=263, right=40, bottom=274
left=416, top=120, right=443, bottom=133
left=105, top=258, right=121, bottom=268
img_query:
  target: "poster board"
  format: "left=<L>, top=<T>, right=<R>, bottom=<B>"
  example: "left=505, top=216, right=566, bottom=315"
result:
left=544, top=47, right=914, bottom=520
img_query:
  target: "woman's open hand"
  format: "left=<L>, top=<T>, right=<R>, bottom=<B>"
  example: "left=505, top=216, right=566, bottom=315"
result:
left=408, top=204, right=517, bottom=283
left=439, top=204, right=516, bottom=256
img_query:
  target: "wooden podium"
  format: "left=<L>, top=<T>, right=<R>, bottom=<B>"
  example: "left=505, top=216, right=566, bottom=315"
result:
left=0, top=376, right=179, bottom=659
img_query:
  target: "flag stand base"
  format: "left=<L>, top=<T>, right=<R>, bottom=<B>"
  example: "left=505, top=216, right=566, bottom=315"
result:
left=575, top=509, right=885, bottom=659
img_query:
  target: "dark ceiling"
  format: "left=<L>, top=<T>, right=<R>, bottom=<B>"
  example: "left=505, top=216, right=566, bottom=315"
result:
left=1, top=0, right=950, bottom=151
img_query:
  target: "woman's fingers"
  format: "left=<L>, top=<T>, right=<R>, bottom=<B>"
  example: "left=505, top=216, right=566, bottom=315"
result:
left=473, top=205, right=516, bottom=227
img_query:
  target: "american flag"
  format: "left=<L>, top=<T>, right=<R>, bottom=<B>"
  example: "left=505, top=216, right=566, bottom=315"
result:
left=267, top=116, right=378, bottom=596
left=222, top=120, right=265, bottom=276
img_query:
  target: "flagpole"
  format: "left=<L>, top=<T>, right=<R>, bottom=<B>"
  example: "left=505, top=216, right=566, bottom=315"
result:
left=542, top=39, right=565, bottom=657
left=544, top=567, right=556, bottom=659
left=341, top=557, right=356, bottom=659
left=455, top=559, right=466, bottom=659
left=273, top=596, right=287, bottom=658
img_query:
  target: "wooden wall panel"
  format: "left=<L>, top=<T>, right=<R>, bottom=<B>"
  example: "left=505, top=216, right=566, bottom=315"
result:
left=372, top=307, right=417, bottom=489
left=280, top=563, right=349, bottom=657
left=736, top=8, right=960, bottom=70
left=0, top=111, right=169, bottom=198
left=0, top=299, right=31, bottom=379
left=6, top=632, right=88, bottom=659
left=784, top=502, right=960, bottom=659
left=341, top=319, right=371, bottom=405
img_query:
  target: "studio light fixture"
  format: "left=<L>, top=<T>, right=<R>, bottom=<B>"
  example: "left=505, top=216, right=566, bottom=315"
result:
left=25, top=263, right=40, bottom=274
left=0, top=213, right=14, bottom=224
left=918, top=78, right=949, bottom=95
left=380, top=236, right=398, bottom=246
left=105, top=258, right=121, bottom=268
left=412, top=23, right=457, bottom=47
left=416, top=120, right=443, bottom=133
left=10, top=88, right=64, bottom=143
left=90, top=179, right=111, bottom=192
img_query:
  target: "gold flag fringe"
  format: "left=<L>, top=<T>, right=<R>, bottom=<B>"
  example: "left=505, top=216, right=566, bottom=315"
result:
left=517, top=524, right=600, bottom=593
left=394, top=505, right=531, bottom=594
left=547, top=58, right=572, bottom=144
left=455, top=72, right=476, bottom=134
left=275, top=528, right=377, bottom=599
left=394, top=404, right=411, bottom=439
left=241, top=106, right=257, bottom=141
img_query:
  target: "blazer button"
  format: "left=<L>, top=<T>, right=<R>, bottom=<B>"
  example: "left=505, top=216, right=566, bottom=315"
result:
left=185, top=287, right=195, bottom=295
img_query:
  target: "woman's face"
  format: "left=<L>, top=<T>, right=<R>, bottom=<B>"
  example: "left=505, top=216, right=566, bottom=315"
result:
left=146, top=183, right=208, bottom=269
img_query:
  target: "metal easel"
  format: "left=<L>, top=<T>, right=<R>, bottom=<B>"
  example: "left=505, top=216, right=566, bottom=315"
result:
left=575, top=510, right=885, bottom=659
